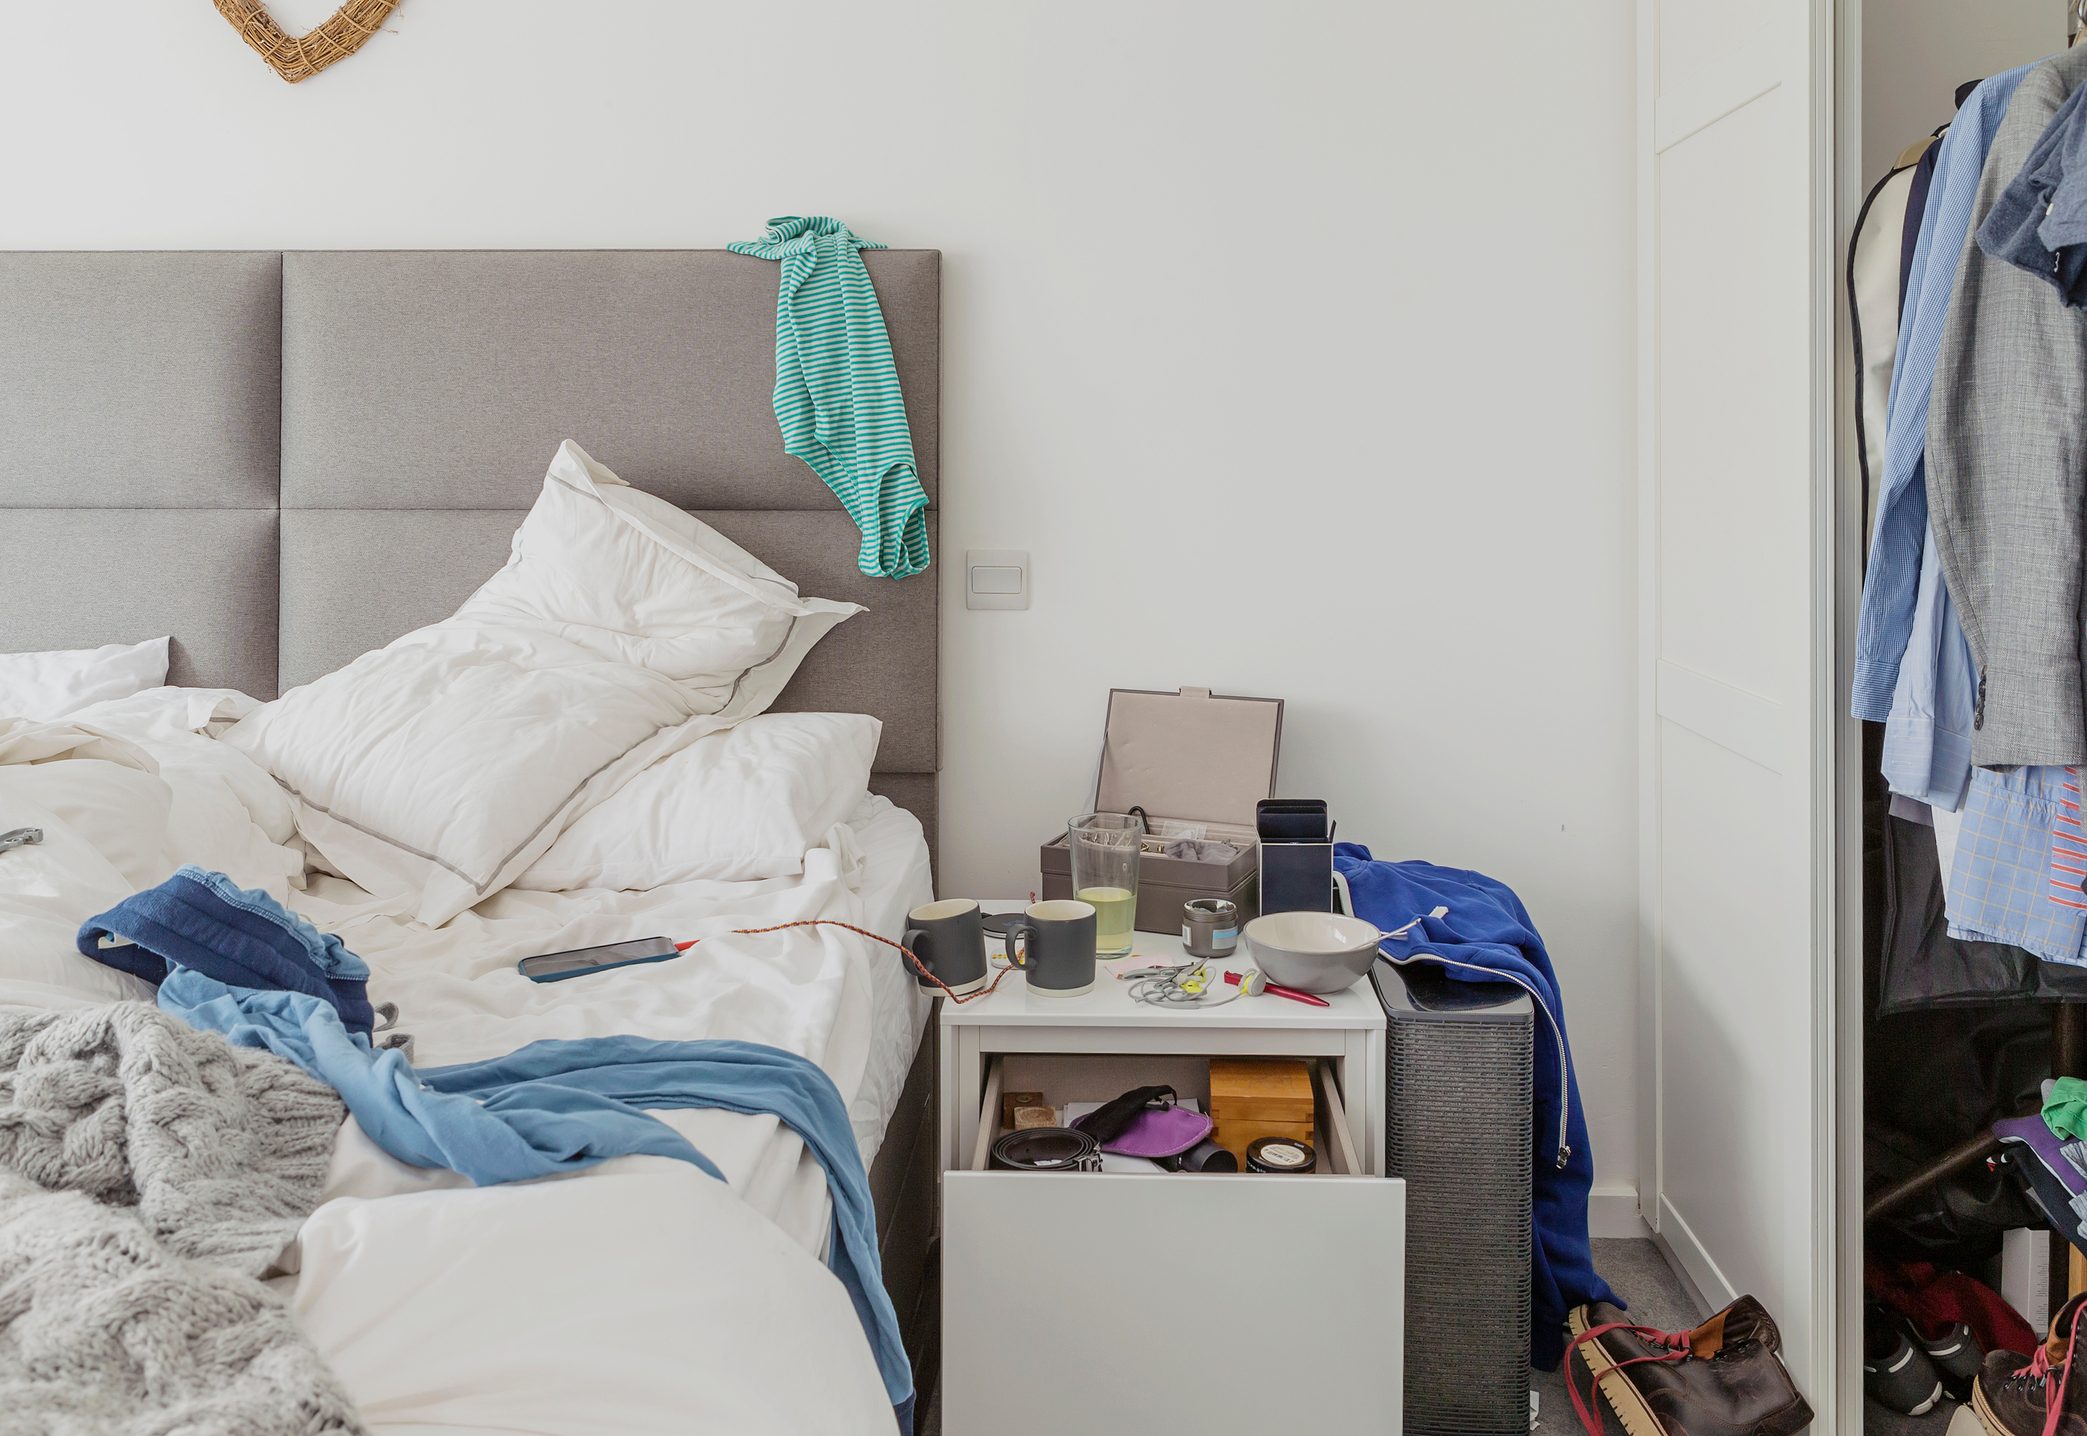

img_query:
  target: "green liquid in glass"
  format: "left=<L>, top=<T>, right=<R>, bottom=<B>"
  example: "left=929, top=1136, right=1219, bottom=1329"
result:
left=1078, top=885, right=1137, bottom=955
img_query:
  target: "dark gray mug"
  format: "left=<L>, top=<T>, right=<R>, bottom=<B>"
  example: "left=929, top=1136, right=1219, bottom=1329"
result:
left=905, top=899, right=989, bottom=996
left=1003, top=899, right=1098, bottom=997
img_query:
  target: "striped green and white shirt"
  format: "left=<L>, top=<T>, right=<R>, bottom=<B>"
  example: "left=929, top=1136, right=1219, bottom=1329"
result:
left=730, top=217, right=930, bottom=579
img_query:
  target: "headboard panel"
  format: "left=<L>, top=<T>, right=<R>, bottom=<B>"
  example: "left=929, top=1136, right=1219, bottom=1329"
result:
left=278, top=251, right=939, bottom=509
left=0, top=251, right=286, bottom=697
left=0, top=251, right=282, bottom=510
left=0, top=249, right=941, bottom=858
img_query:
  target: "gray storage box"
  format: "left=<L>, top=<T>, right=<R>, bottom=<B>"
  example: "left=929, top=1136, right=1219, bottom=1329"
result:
left=1039, top=687, right=1283, bottom=932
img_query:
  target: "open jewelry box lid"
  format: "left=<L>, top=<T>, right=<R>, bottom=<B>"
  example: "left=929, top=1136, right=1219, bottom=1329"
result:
left=1091, top=687, right=1283, bottom=830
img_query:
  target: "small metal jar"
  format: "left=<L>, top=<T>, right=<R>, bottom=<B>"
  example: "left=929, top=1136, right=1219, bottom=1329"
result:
left=1245, top=1137, right=1316, bottom=1175
left=1181, top=897, right=1241, bottom=960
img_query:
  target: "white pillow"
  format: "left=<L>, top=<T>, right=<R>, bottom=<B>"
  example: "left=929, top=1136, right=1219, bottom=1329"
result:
left=457, top=441, right=860, bottom=719
left=515, top=712, right=882, bottom=891
left=0, top=638, right=169, bottom=719
left=222, top=442, right=862, bottom=926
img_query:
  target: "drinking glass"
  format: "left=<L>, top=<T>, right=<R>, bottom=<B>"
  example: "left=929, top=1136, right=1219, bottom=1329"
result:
left=1068, top=812, right=1144, bottom=955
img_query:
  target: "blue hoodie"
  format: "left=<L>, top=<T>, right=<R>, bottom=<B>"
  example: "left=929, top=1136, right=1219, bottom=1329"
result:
left=1334, top=844, right=1616, bottom=1368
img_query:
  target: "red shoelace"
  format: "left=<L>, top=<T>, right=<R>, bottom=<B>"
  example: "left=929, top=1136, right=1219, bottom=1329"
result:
left=2013, top=1299, right=2087, bottom=1436
left=1565, top=1320, right=1695, bottom=1436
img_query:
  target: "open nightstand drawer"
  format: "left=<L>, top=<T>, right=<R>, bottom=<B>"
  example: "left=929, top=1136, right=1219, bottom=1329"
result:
left=941, top=1053, right=1405, bottom=1435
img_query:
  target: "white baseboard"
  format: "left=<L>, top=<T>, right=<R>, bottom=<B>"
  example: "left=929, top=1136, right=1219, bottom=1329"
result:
left=1654, top=1193, right=1735, bottom=1311
left=1589, top=1184, right=1652, bottom=1239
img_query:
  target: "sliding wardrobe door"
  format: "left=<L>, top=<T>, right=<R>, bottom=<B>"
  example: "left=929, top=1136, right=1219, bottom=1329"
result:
left=1635, top=0, right=1837, bottom=1405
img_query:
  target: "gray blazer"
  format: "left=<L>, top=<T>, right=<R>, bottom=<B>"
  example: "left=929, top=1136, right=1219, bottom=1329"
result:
left=1929, top=44, right=2087, bottom=769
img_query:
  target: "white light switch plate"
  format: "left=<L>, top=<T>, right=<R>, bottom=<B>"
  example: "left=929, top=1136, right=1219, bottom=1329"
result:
left=965, top=549, right=1029, bottom=610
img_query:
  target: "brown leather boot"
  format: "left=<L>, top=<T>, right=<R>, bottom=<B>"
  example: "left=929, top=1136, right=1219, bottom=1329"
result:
left=1565, top=1296, right=1813, bottom=1436
left=1972, top=1294, right=2087, bottom=1436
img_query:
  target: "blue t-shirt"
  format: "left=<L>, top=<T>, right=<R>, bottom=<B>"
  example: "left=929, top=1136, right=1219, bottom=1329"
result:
left=1980, top=79, right=2087, bottom=305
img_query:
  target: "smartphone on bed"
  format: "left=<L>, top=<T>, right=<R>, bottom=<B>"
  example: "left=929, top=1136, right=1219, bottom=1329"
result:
left=517, top=936, right=679, bottom=983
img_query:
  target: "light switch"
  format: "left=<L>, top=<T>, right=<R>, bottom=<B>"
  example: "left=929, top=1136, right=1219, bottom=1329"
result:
left=965, top=549, right=1029, bottom=610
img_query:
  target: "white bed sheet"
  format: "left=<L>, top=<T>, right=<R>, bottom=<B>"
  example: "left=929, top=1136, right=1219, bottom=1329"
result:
left=0, top=692, right=933, bottom=1434
left=846, top=790, right=938, bottom=1163
left=293, top=790, right=932, bottom=1253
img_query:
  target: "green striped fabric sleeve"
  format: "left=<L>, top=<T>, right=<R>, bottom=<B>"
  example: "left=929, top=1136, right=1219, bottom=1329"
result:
left=728, top=216, right=931, bottom=579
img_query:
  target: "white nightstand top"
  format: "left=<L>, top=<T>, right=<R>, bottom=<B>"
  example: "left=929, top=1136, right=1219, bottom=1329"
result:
left=940, top=910, right=1385, bottom=1032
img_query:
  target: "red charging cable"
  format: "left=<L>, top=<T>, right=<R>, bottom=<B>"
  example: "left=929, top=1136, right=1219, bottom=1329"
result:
left=675, top=919, right=1013, bottom=1004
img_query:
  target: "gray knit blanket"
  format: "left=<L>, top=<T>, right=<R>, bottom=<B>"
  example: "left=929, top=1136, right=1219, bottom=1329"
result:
left=0, top=1002, right=366, bottom=1435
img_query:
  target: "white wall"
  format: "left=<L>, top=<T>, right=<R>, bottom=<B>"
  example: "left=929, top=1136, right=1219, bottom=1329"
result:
left=1860, top=0, right=2058, bottom=182
left=0, top=0, right=1644, bottom=1215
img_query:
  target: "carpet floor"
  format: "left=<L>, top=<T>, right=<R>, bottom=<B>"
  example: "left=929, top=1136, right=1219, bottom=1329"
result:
left=1532, top=1237, right=1705, bottom=1432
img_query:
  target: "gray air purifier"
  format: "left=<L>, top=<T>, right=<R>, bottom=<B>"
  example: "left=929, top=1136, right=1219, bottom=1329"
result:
left=1372, top=960, right=1534, bottom=1436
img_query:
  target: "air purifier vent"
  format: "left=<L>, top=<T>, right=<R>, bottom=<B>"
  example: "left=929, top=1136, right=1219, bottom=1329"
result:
left=1375, top=962, right=1534, bottom=1436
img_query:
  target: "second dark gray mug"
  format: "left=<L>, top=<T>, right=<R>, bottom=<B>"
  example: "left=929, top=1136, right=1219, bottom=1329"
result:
left=1004, top=899, right=1098, bottom=997
left=905, top=899, right=989, bottom=996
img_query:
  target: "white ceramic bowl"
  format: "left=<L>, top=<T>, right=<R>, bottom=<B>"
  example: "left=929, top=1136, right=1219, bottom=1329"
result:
left=1241, top=910, right=1384, bottom=995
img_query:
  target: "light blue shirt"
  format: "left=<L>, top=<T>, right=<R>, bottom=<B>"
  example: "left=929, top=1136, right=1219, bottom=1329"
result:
left=1881, top=524, right=1977, bottom=808
left=1947, top=765, right=2087, bottom=965
left=1853, top=65, right=2032, bottom=721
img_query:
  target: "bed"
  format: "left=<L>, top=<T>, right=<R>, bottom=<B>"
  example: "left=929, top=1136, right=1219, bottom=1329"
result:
left=0, top=250, right=943, bottom=1433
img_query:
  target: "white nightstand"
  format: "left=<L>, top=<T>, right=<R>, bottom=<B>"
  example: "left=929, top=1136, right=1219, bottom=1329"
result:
left=936, top=919, right=1389, bottom=1181
left=936, top=914, right=1404, bottom=1436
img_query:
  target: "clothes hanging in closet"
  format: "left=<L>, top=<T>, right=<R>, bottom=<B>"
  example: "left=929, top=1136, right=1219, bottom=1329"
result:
left=1927, top=44, right=2087, bottom=772
left=1849, top=144, right=1925, bottom=537
left=1853, top=64, right=2032, bottom=734
left=1847, top=50, right=2087, bottom=1339
left=1859, top=66, right=2032, bottom=823
left=1845, top=52, right=2087, bottom=975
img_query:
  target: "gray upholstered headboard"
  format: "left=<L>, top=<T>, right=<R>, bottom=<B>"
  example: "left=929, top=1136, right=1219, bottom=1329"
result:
left=0, top=250, right=941, bottom=858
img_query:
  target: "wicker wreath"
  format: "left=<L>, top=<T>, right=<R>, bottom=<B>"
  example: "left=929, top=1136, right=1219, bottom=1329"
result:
left=213, top=0, right=402, bottom=83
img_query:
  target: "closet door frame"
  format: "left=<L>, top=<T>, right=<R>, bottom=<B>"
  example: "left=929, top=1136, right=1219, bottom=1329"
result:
left=1828, top=7, right=1863, bottom=1436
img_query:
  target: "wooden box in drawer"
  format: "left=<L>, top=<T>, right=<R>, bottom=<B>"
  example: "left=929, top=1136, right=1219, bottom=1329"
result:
left=1209, top=1056, right=1315, bottom=1159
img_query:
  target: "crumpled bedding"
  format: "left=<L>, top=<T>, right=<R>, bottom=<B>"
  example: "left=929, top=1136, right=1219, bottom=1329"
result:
left=0, top=689, right=919, bottom=1435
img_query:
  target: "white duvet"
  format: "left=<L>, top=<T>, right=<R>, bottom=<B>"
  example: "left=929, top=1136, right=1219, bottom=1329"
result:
left=0, top=689, right=928, bottom=1435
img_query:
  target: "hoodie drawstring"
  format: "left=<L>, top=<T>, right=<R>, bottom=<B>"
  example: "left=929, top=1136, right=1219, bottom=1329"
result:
left=1376, top=908, right=1574, bottom=1169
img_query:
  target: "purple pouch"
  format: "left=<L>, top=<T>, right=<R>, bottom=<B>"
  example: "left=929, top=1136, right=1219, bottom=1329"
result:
left=1070, top=1085, right=1215, bottom=1159
left=1105, top=1104, right=1215, bottom=1159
